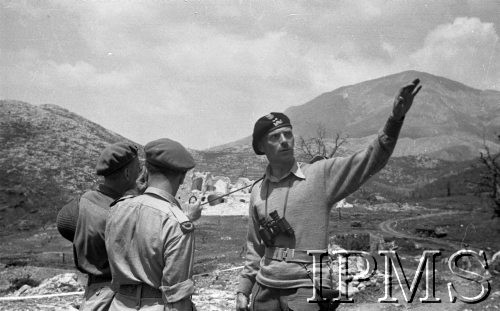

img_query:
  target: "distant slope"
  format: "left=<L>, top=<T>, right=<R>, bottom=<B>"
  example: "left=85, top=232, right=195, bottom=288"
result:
left=2, top=70, right=498, bottom=231
left=209, top=71, right=500, bottom=161
left=0, top=100, right=139, bottom=231
left=360, top=155, right=479, bottom=200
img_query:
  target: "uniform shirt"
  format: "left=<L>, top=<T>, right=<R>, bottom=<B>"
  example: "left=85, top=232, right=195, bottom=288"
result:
left=105, top=187, right=195, bottom=310
left=57, top=184, right=122, bottom=277
left=238, top=116, right=403, bottom=296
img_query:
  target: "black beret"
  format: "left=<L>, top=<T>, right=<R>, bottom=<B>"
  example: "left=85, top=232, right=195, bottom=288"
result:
left=145, top=138, right=195, bottom=172
left=96, top=142, right=138, bottom=176
left=252, top=112, right=292, bottom=155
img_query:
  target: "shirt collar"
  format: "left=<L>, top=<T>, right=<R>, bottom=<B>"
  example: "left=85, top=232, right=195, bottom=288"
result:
left=97, top=184, right=123, bottom=200
left=144, top=186, right=181, bottom=207
left=264, top=161, right=306, bottom=183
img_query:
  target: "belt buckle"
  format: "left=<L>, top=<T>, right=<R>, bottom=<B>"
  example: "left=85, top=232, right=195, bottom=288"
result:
left=280, top=248, right=295, bottom=262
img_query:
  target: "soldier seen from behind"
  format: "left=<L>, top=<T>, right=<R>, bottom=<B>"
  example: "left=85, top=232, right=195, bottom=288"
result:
left=105, top=138, right=202, bottom=311
left=57, top=142, right=141, bottom=311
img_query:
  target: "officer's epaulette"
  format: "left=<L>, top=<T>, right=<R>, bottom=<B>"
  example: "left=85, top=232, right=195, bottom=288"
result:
left=110, top=195, right=136, bottom=207
left=180, top=221, right=194, bottom=234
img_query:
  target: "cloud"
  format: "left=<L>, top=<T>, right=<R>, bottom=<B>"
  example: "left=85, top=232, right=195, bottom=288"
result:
left=410, top=17, right=500, bottom=90
left=2, top=1, right=500, bottom=148
left=2, top=49, right=136, bottom=90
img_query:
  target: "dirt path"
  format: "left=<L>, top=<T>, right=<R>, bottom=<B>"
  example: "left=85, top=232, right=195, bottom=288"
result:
left=378, top=210, right=470, bottom=251
left=375, top=210, right=499, bottom=311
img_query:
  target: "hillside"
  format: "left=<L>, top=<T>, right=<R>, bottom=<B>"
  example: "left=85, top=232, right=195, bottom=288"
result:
left=210, top=71, right=500, bottom=161
left=2, top=70, right=498, bottom=231
left=0, top=100, right=139, bottom=232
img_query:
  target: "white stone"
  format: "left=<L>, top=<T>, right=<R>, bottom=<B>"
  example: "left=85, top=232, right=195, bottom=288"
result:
left=213, top=178, right=230, bottom=194
left=22, top=273, right=83, bottom=295
left=347, top=285, right=359, bottom=296
left=14, top=284, right=32, bottom=296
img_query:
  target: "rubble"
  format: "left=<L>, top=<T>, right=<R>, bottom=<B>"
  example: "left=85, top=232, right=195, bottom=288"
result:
left=328, top=245, right=386, bottom=299
left=15, top=273, right=83, bottom=296
left=186, top=171, right=253, bottom=215
left=213, top=177, right=231, bottom=194
left=335, top=198, right=353, bottom=208
left=232, top=178, right=252, bottom=194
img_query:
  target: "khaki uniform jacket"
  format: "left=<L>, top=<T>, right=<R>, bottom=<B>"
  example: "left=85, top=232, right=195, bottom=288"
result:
left=105, top=187, right=195, bottom=310
left=57, top=184, right=122, bottom=277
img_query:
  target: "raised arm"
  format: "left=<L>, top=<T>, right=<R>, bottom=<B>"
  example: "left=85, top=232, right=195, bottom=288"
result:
left=324, top=79, right=421, bottom=205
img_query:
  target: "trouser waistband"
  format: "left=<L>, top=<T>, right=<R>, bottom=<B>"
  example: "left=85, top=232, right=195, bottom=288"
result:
left=264, top=247, right=317, bottom=263
left=118, top=283, right=162, bottom=298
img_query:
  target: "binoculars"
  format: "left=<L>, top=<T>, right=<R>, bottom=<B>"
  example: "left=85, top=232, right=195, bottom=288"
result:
left=258, top=211, right=295, bottom=246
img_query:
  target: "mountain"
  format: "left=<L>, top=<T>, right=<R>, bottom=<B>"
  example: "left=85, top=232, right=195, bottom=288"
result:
left=209, top=71, right=500, bottom=161
left=0, top=100, right=139, bottom=231
left=1, top=71, right=498, bottom=231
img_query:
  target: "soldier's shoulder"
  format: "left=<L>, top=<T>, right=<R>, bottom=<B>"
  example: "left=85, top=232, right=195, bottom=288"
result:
left=110, top=194, right=137, bottom=207
left=142, top=197, right=194, bottom=233
left=80, top=189, right=97, bottom=200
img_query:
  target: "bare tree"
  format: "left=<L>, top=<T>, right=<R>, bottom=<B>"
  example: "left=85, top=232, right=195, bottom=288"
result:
left=297, top=124, right=349, bottom=219
left=473, top=135, right=500, bottom=217
left=297, top=124, right=348, bottom=163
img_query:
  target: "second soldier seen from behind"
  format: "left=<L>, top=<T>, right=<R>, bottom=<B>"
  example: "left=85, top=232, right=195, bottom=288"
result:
left=105, top=138, right=201, bottom=311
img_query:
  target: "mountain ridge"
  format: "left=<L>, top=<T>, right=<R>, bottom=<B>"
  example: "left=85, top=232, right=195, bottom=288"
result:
left=207, top=70, right=500, bottom=161
left=1, top=70, right=498, bottom=232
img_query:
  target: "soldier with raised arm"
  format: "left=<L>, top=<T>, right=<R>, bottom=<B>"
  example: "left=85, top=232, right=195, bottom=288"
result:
left=236, top=79, right=422, bottom=311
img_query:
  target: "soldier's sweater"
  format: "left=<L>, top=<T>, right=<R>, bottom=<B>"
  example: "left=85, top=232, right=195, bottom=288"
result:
left=238, top=117, right=403, bottom=296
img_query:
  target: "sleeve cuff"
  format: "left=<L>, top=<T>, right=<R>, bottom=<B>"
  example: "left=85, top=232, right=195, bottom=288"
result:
left=160, top=279, right=195, bottom=303
left=164, top=298, right=194, bottom=311
left=237, top=276, right=254, bottom=297
left=383, top=115, right=404, bottom=139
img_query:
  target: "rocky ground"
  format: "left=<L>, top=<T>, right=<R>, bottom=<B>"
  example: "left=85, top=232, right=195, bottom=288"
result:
left=1, top=257, right=499, bottom=311
left=2, top=199, right=499, bottom=310
left=0, top=266, right=241, bottom=311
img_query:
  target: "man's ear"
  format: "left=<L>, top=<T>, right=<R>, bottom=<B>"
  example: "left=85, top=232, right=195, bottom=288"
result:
left=258, top=139, right=265, bottom=154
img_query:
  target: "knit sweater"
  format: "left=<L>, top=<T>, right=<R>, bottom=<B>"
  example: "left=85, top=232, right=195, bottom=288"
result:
left=237, top=116, right=403, bottom=296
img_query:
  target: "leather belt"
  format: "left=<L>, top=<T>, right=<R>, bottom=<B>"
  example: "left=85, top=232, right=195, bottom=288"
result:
left=264, top=247, right=315, bottom=263
left=87, top=274, right=112, bottom=285
left=118, top=283, right=162, bottom=298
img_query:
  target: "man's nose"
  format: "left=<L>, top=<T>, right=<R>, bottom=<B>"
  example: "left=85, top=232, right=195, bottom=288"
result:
left=280, top=134, right=290, bottom=146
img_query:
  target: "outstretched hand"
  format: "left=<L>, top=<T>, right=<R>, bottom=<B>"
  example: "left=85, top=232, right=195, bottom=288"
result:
left=183, top=191, right=206, bottom=221
left=392, top=79, right=422, bottom=120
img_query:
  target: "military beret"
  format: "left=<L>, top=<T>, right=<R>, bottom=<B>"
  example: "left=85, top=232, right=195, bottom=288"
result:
left=252, top=112, right=292, bottom=155
left=96, top=142, right=139, bottom=176
left=145, top=138, right=195, bottom=172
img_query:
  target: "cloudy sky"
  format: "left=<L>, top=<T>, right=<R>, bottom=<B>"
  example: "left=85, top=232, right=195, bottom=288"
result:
left=1, top=1, right=499, bottom=149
